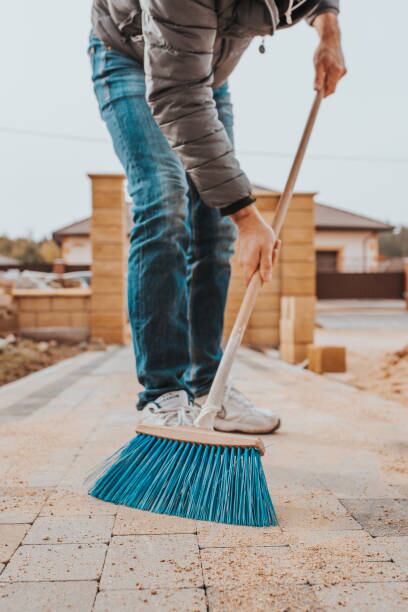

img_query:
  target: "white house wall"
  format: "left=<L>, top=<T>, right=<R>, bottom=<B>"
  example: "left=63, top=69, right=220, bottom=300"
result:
left=62, top=237, right=92, bottom=265
left=315, top=230, right=379, bottom=272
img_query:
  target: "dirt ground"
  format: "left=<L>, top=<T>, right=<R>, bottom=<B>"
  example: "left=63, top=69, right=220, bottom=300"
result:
left=316, top=300, right=408, bottom=407
left=0, top=336, right=102, bottom=386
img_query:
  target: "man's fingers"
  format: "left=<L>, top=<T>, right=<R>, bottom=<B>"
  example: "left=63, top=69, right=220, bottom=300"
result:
left=272, top=239, right=281, bottom=265
left=260, top=242, right=273, bottom=283
left=241, top=251, right=259, bottom=285
left=314, top=63, right=325, bottom=91
left=244, top=263, right=257, bottom=285
left=325, top=66, right=343, bottom=96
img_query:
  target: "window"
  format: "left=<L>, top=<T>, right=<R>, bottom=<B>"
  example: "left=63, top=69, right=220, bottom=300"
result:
left=316, top=250, right=338, bottom=272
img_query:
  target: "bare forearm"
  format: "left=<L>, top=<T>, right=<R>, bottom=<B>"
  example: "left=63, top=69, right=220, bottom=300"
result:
left=313, top=12, right=341, bottom=41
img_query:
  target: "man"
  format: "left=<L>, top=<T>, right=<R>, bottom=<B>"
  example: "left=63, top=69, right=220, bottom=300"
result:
left=89, top=0, right=346, bottom=433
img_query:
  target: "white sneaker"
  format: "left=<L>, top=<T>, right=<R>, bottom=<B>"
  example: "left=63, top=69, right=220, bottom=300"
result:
left=140, top=390, right=199, bottom=427
left=195, top=385, right=281, bottom=434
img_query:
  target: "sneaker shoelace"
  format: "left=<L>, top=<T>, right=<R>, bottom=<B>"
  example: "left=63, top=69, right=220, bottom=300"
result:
left=146, top=402, right=197, bottom=426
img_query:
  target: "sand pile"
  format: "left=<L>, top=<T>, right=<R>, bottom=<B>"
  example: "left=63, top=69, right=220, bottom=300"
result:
left=353, top=345, right=408, bottom=406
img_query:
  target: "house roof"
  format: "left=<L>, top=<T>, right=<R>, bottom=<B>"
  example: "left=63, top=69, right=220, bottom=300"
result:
left=315, top=202, right=393, bottom=232
left=53, top=195, right=393, bottom=242
left=53, top=209, right=133, bottom=244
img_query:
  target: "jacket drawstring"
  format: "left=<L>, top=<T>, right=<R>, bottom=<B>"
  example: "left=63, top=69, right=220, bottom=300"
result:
left=285, top=0, right=309, bottom=24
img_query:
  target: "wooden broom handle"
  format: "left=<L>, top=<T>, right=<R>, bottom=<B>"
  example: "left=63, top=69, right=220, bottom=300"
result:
left=197, top=91, right=324, bottom=422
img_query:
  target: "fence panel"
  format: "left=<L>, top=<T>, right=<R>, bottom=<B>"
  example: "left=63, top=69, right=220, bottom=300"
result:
left=317, top=272, right=405, bottom=299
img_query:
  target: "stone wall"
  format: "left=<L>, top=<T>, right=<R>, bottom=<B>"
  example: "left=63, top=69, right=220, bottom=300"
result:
left=13, top=289, right=91, bottom=342
left=89, top=174, right=127, bottom=345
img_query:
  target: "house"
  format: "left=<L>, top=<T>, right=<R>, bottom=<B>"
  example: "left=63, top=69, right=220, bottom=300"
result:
left=0, top=255, right=19, bottom=269
left=53, top=190, right=393, bottom=272
left=314, top=202, right=392, bottom=273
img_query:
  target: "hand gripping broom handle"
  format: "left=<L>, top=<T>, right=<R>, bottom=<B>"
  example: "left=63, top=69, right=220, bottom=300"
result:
left=195, top=91, right=323, bottom=430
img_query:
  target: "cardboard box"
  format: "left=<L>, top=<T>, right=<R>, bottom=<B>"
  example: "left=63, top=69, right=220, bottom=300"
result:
left=308, top=345, right=347, bottom=373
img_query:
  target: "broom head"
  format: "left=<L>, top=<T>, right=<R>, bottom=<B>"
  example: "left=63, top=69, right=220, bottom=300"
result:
left=87, top=424, right=277, bottom=527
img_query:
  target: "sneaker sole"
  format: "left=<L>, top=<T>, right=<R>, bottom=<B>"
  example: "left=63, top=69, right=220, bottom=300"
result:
left=215, top=417, right=281, bottom=435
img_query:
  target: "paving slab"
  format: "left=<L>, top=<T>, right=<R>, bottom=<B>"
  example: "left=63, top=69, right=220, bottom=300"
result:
left=197, top=522, right=287, bottom=548
left=0, top=581, right=98, bottom=612
left=207, top=584, right=321, bottom=611
left=40, top=490, right=117, bottom=516
left=313, top=582, right=408, bottom=611
left=201, top=546, right=301, bottom=587
left=113, top=508, right=197, bottom=536
left=94, top=588, right=207, bottom=611
left=0, top=543, right=107, bottom=582
left=0, top=488, right=48, bottom=524
left=273, top=488, right=362, bottom=531
left=340, top=498, right=408, bottom=536
left=375, top=536, right=408, bottom=568
left=2, top=346, right=408, bottom=609
left=0, top=525, right=29, bottom=562
left=285, top=529, right=391, bottom=560
left=100, top=534, right=203, bottom=590
left=23, top=516, right=114, bottom=544
left=201, top=545, right=406, bottom=588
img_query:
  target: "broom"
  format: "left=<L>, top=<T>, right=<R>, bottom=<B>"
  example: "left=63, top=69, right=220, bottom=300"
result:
left=88, top=91, right=323, bottom=526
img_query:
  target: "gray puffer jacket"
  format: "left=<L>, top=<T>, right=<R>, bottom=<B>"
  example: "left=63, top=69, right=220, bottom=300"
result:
left=92, top=1, right=339, bottom=214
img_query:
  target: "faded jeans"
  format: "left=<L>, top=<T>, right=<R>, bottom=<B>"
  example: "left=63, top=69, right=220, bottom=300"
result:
left=88, top=35, right=237, bottom=407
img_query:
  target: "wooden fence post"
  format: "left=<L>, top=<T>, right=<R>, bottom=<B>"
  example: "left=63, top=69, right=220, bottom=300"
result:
left=89, top=174, right=127, bottom=344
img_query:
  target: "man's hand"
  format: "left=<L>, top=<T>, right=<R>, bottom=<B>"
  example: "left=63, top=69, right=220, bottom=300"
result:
left=231, top=204, right=280, bottom=285
left=313, top=13, right=346, bottom=97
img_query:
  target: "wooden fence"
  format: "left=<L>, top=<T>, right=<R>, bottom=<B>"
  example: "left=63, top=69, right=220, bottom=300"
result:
left=317, top=272, right=405, bottom=300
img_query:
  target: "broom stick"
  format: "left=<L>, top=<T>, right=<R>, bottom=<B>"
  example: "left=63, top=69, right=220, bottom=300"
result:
left=195, top=90, right=324, bottom=429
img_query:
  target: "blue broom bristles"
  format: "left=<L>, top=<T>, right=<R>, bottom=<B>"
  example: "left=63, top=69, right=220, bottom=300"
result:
left=87, top=433, right=278, bottom=527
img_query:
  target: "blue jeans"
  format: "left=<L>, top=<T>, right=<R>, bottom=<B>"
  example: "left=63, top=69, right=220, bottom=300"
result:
left=88, top=35, right=237, bottom=407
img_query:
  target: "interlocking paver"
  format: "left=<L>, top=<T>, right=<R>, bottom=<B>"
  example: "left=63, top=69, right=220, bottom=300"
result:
left=40, top=490, right=117, bottom=517
left=2, top=346, right=408, bottom=609
left=201, top=546, right=301, bottom=587
left=0, top=581, right=98, bottom=612
left=23, top=516, right=114, bottom=544
left=0, top=525, right=29, bottom=562
left=313, top=582, right=408, bottom=611
left=285, top=529, right=391, bottom=561
left=201, top=545, right=407, bottom=588
left=207, top=584, right=321, bottom=611
left=0, top=543, right=107, bottom=582
left=0, top=488, right=49, bottom=524
left=273, top=489, right=362, bottom=531
left=340, top=498, right=408, bottom=536
left=94, top=588, right=207, bottom=611
left=375, top=536, right=408, bottom=568
left=197, top=522, right=287, bottom=548
left=113, top=508, right=196, bottom=536
left=100, top=534, right=203, bottom=590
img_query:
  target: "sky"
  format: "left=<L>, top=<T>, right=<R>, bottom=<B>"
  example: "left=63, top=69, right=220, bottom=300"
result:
left=1, top=0, right=407, bottom=239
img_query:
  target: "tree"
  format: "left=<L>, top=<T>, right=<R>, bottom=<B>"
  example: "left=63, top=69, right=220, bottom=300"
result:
left=379, top=227, right=408, bottom=258
left=39, top=240, right=61, bottom=263
left=0, top=235, right=60, bottom=264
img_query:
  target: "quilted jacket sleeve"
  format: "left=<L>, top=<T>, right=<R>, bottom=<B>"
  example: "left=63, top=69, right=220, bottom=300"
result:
left=140, top=0, right=254, bottom=214
left=307, top=0, right=340, bottom=25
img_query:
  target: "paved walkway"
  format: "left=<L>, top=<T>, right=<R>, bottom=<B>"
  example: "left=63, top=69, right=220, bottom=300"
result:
left=0, top=346, right=408, bottom=611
